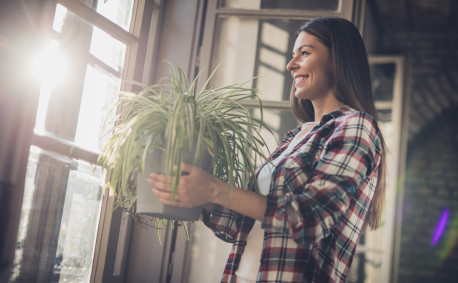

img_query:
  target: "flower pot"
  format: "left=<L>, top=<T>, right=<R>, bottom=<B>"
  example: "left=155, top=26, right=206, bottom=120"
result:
left=136, top=140, right=213, bottom=221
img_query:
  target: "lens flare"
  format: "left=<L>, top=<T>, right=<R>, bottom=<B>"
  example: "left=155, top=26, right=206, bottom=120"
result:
left=431, top=207, right=449, bottom=246
left=31, top=40, right=67, bottom=86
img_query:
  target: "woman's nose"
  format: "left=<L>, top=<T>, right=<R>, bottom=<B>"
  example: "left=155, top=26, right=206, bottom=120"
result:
left=286, top=58, right=297, bottom=71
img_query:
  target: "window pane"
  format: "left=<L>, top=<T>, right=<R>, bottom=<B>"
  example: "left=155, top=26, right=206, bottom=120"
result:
left=90, top=26, right=127, bottom=73
left=220, top=0, right=340, bottom=11
left=211, top=17, right=305, bottom=102
left=11, top=147, right=105, bottom=283
left=377, top=108, right=392, bottom=123
left=75, top=65, right=121, bottom=152
left=371, top=63, right=395, bottom=101
left=75, top=0, right=134, bottom=31
left=252, top=108, right=300, bottom=155
left=346, top=252, right=382, bottom=283
left=53, top=4, right=127, bottom=73
left=53, top=4, right=67, bottom=33
left=36, top=4, right=125, bottom=150
left=95, top=0, right=134, bottom=30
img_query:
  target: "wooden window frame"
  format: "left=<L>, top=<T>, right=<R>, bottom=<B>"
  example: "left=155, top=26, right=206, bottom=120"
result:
left=197, top=0, right=356, bottom=110
left=15, top=0, right=163, bottom=282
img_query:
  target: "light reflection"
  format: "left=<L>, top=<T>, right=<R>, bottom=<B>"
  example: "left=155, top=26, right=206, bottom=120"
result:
left=32, top=40, right=67, bottom=133
left=431, top=207, right=449, bottom=246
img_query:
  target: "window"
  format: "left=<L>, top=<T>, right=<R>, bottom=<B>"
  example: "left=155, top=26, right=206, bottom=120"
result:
left=346, top=56, right=405, bottom=283
left=11, top=0, right=161, bottom=282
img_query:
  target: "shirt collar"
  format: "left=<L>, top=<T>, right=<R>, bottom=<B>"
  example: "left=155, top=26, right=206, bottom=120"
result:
left=283, top=105, right=356, bottom=140
left=319, top=105, right=355, bottom=125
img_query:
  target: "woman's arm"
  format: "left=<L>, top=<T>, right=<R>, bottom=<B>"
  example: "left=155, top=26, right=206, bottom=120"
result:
left=147, top=163, right=267, bottom=221
left=262, top=112, right=383, bottom=244
left=215, top=187, right=267, bottom=221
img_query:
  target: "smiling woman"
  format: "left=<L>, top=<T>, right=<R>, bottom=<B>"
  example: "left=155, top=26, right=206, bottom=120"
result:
left=150, top=17, right=387, bottom=283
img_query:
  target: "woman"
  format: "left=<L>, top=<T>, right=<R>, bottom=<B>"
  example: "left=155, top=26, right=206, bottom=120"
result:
left=148, top=17, right=386, bottom=283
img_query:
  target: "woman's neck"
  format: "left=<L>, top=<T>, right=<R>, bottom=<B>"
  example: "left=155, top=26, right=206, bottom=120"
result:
left=311, top=95, right=345, bottom=122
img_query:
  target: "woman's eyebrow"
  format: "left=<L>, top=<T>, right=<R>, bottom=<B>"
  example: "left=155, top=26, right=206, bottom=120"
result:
left=292, top=44, right=315, bottom=55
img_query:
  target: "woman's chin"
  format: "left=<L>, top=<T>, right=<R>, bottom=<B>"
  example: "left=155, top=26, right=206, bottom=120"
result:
left=294, top=91, right=309, bottom=100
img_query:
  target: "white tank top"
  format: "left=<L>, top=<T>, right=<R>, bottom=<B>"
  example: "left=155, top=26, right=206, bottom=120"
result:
left=235, top=122, right=318, bottom=282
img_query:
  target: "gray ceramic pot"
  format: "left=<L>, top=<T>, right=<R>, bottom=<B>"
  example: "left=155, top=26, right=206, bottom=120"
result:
left=136, top=140, right=212, bottom=221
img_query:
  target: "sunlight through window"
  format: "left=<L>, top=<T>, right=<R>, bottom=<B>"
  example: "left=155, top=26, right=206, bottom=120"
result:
left=31, top=40, right=67, bottom=87
left=32, top=40, right=67, bottom=133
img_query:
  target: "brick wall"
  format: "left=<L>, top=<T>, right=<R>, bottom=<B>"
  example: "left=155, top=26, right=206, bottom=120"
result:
left=378, top=31, right=458, bottom=282
left=379, top=31, right=458, bottom=137
left=398, top=108, right=458, bottom=282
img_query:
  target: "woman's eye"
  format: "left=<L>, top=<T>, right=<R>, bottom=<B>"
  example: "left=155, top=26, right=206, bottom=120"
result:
left=301, top=51, right=310, bottom=56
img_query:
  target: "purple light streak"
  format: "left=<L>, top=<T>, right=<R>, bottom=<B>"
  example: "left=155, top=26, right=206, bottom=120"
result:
left=431, top=207, right=449, bottom=246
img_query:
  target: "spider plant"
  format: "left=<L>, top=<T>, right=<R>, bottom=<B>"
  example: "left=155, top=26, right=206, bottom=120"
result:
left=98, top=61, right=272, bottom=222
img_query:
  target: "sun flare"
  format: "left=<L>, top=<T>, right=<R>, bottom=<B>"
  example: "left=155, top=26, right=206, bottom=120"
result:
left=31, top=40, right=67, bottom=86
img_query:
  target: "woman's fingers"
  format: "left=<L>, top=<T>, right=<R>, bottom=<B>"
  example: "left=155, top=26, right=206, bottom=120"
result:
left=148, top=172, right=189, bottom=206
left=152, top=187, right=180, bottom=204
left=152, top=187, right=199, bottom=208
left=147, top=172, right=172, bottom=191
left=147, top=163, right=214, bottom=207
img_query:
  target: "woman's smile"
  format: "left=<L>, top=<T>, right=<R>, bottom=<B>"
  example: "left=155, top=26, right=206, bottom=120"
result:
left=294, top=74, right=309, bottom=87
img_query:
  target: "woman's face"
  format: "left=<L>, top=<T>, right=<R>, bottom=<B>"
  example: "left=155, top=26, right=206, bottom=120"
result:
left=286, top=31, right=334, bottom=101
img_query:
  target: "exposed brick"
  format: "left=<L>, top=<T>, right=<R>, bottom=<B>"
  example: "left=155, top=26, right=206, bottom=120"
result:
left=398, top=107, right=458, bottom=283
left=380, top=29, right=458, bottom=136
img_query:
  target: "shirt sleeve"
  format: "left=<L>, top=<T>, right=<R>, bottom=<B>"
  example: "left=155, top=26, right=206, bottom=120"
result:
left=202, top=203, right=244, bottom=243
left=262, top=112, right=383, bottom=245
left=202, top=165, right=262, bottom=243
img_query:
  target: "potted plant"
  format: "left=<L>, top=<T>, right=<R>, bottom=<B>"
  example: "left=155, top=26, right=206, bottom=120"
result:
left=98, top=61, right=271, bottom=224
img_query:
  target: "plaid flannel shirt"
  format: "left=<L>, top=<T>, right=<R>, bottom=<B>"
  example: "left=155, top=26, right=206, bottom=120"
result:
left=202, top=106, right=383, bottom=283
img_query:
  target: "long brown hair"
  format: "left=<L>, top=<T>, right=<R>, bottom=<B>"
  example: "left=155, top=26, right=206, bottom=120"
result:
left=290, top=17, right=386, bottom=230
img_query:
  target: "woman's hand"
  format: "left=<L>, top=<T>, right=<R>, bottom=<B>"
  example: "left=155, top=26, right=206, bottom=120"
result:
left=147, top=163, right=226, bottom=208
left=148, top=162, right=268, bottom=221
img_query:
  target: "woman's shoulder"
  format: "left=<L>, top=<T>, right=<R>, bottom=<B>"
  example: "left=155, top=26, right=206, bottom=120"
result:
left=327, top=106, right=382, bottom=142
left=334, top=107, right=379, bottom=129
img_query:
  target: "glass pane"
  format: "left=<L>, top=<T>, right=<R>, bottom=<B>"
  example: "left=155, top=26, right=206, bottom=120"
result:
left=346, top=252, right=382, bottom=283
left=75, top=65, right=121, bottom=152
left=36, top=4, right=125, bottom=150
left=377, top=108, right=392, bottom=123
left=53, top=4, right=127, bottom=73
left=220, top=0, right=340, bottom=11
left=95, top=0, right=134, bottom=30
left=211, top=17, right=306, bottom=102
left=371, top=63, right=395, bottom=101
left=252, top=108, right=300, bottom=156
left=77, top=0, right=134, bottom=31
left=11, top=147, right=105, bottom=283
left=53, top=4, right=67, bottom=33
left=90, top=26, right=127, bottom=72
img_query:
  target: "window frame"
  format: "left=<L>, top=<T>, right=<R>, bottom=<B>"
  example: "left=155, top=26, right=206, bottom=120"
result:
left=197, top=0, right=355, bottom=110
left=347, top=55, right=405, bottom=283
left=16, top=0, right=163, bottom=282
